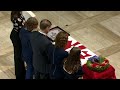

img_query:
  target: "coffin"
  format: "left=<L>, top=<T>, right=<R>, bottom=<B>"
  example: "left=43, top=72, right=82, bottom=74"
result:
left=24, top=11, right=116, bottom=79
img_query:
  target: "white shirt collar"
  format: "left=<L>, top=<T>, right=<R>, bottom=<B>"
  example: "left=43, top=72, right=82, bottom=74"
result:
left=31, top=28, right=39, bottom=32
left=39, top=31, right=47, bottom=36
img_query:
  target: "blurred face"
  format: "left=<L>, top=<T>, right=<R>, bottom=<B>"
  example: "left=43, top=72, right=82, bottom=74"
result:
left=45, top=25, right=51, bottom=34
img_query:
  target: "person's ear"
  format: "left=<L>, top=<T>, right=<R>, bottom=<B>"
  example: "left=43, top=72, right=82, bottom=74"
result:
left=46, top=26, right=49, bottom=30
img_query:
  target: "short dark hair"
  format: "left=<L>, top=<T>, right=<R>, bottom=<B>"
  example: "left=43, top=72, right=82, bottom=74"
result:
left=26, top=17, right=38, bottom=31
left=40, top=19, right=52, bottom=30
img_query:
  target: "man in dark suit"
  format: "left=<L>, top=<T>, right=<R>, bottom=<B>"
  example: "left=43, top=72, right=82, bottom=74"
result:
left=19, top=19, right=35, bottom=79
left=29, top=18, right=52, bottom=79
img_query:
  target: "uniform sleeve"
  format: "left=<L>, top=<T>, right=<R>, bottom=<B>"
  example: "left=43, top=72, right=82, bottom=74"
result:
left=55, top=50, right=69, bottom=64
left=61, top=51, right=69, bottom=59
